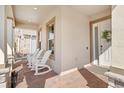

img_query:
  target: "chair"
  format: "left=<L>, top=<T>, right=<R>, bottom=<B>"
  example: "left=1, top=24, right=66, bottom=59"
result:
left=27, top=48, right=40, bottom=68
left=34, top=50, right=52, bottom=75
left=27, top=48, right=39, bottom=62
left=27, top=43, right=44, bottom=63
left=31, top=49, right=44, bottom=70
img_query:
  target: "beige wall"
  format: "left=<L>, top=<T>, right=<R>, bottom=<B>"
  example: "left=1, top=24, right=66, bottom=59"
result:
left=41, top=6, right=90, bottom=73
left=112, top=6, right=124, bottom=69
left=61, top=6, right=90, bottom=71
left=6, top=6, right=14, bottom=18
left=16, top=23, right=38, bottom=30
left=41, top=7, right=62, bottom=73
left=41, top=6, right=112, bottom=74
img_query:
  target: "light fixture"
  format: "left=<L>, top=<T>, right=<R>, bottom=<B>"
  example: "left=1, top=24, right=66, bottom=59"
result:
left=33, top=7, right=38, bottom=10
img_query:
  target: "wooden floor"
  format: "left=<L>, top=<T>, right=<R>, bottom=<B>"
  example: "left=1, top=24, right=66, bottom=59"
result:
left=12, top=61, right=108, bottom=88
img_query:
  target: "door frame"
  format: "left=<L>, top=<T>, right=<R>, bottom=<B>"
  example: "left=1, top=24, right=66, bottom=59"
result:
left=89, top=15, right=111, bottom=63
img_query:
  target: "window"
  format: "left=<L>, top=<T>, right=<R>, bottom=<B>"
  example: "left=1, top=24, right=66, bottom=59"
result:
left=47, top=18, right=55, bottom=59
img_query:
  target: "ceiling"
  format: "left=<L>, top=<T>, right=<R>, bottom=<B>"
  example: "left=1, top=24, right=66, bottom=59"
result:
left=70, top=5, right=111, bottom=16
left=13, top=5, right=111, bottom=27
left=13, top=5, right=57, bottom=26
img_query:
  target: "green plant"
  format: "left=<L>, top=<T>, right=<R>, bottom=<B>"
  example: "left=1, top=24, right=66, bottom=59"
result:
left=102, top=30, right=111, bottom=42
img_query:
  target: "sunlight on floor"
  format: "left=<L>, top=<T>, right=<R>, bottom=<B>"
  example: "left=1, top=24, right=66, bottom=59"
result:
left=45, top=70, right=88, bottom=88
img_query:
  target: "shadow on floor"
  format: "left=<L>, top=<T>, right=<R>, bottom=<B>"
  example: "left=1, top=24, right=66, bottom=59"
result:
left=12, top=61, right=57, bottom=88
left=11, top=61, right=24, bottom=88
left=78, top=68, right=108, bottom=88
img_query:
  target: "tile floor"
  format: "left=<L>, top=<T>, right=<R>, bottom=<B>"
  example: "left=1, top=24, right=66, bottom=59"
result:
left=12, top=61, right=108, bottom=88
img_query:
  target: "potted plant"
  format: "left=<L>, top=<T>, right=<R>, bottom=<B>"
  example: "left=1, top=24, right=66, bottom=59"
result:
left=102, top=30, right=111, bottom=42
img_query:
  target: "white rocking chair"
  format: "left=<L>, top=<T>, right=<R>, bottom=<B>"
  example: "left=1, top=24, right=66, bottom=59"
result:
left=27, top=48, right=39, bottom=62
left=27, top=48, right=40, bottom=68
left=34, top=50, right=52, bottom=75
left=31, top=49, right=44, bottom=70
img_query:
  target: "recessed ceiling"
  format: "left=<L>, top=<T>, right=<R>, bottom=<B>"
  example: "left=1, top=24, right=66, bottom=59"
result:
left=13, top=5, right=57, bottom=26
left=70, top=5, right=111, bottom=16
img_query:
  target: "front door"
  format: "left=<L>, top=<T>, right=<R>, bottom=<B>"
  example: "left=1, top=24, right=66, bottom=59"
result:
left=92, top=19, right=111, bottom=67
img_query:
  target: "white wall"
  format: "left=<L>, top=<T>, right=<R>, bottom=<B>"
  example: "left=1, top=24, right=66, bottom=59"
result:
left=6, top=5, right=15, bottom=60
left=112, top=6, right=124, bottom=69
left=61, top=6, right=90, bottom=71
left=0, top=5, right=15, bottom=66
left=0, top=5, right=7, bottom=66
left=41, top=7, right=62, bottom=73
left=7, top=19, right=13, bottom=56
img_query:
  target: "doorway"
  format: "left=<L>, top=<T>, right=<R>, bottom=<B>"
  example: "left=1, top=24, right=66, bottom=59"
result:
left=90, top=16, right=112, bottom=67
